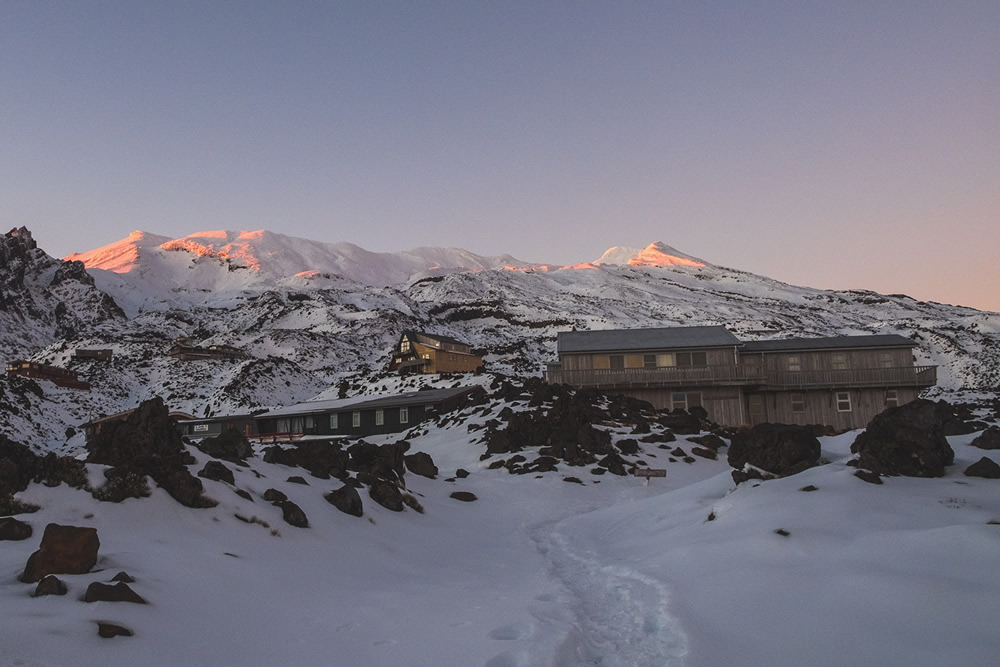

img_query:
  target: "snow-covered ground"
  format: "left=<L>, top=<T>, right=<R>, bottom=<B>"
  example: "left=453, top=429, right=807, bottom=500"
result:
left=3, top=403, right=999, bottom=666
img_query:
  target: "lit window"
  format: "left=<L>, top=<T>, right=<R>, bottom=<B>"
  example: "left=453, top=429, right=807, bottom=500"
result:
left=352, top=411, right=360, bottom=428
left=787, top=356, right=801, bottom=372
left=885, top=390, right=898, bottom=408
left=375, top=409, right=384, bottom=426
left=399, top=406, right=408, bottom=424
left=836, top=392, right=852, bottom=412
left=400, top=340, right=411, bottom=353
left=832, top=353, right=847, bottom=370
left=330, top=413, right=339, bottom=429
left=791, top=393, right=806, bottom=412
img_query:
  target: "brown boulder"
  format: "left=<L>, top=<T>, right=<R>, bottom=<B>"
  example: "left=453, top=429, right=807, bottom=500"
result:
left=971, top=426, right=1000, bottom=450
left=83, top=581, right=147, bottom=604
left=0, top=516, right=32, bottom=540
left=325, top=484, right=364, bottom=517
left=20, top=523, right=99, bottom=583
left=32, top=574, right=68, bottom=597
left=964, top=457, right=1000, bottom=479
left=404, top=452, right=438, bottom=479
left=728, top=424, right=821, bottom=477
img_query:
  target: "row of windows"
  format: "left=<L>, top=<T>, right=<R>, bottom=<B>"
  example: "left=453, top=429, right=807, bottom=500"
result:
left=595, top=351, right=709, bottom=370
left=329, top=407, right=409, bottom=430
left=788, top=389, right=898, bottom=413
left=785, top=352, right=897, bottom=372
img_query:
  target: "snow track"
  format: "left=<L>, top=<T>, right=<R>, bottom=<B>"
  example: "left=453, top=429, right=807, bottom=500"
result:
left=529, top=521, right=689, bottom=667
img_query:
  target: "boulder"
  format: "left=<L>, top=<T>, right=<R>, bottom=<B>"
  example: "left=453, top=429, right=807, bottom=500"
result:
left=20, top=523, right=99, bottom=583
left=92, top=466, right=151, bottom=503
left=616, top=439, right=639, bottom=455
left=262, top=488, right=287, bottom=504
left=0, top=516, right=32, bottom=541
left=404, top=452, right=438, bottom=479
left=32, top=574, right=68, bottom=597
left=278, top=500, right=309, bottom=528
left=971, top=426, right=1000, bottom=450
left=325, top=484, right=364, bottom=517
left=97, top=622, right=133, bottom=638
left=728, top=424, right=821, bottom=477
left=195, top=428, right=253, bottom=464
left=964, top=457, right=1000, bottom=479
left=851, top=399, right=955, bottom=477
left=450, top=491, right=477, bottom=502
left=198, top=461, right=235, bottom=485
left=84, top=581, right=146, bottom=604
left=658, top=409, right=703, bottom=435
left=368, top=479, right=404, bottom=512
left=264, top=440, right=349, bottom=480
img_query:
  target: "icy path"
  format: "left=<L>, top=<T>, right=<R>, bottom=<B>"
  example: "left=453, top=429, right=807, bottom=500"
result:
left=525, top=516, right=688, bottom=667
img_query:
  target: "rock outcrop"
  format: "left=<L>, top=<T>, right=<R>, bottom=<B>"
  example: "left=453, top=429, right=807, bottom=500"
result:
left=850, top=400, right=955, bottom=477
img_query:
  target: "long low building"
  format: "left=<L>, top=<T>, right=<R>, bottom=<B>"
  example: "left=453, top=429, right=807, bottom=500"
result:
left=546, top=325, right=937, bottom=430
left=253, top=385, right=483, bottom=440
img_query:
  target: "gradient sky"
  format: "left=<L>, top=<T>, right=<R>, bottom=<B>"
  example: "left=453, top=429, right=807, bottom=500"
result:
left=3, top=1, right=998, bottom=311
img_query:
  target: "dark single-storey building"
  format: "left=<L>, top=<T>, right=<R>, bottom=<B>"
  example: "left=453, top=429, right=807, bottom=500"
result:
left=255, top=385, right=483, bottom=440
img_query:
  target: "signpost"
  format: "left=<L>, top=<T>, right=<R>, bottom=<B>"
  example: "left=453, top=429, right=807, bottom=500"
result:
left=634, top=468, right=666, bottom=485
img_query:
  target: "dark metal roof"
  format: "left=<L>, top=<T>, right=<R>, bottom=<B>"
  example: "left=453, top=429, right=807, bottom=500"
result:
left=257, top=385, right=480, bottom=419
left=402, top=330, right=469, bottom=347
left=742, top=334, right=917, bottom=352
left=557, top=326, right=741, bottom=353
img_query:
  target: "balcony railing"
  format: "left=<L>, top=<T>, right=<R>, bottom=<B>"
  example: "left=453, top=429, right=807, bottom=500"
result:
left=545, top=364, right=937, bottom=390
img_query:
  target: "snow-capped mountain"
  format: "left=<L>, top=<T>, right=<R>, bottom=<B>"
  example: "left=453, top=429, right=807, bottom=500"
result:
left=2, top=226, right=999, bottom=450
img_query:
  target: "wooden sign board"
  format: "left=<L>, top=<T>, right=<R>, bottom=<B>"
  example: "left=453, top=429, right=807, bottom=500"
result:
left=634, top=469, right=666, bottom=478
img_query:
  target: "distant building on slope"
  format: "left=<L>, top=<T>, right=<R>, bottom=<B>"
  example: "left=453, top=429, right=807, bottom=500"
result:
left=5, top=360, right=91, bottom=390
left=545, top=325, right=937, bottom=430
left=389, top=331, right=483, bottom=375
left=168, top=337, right=246, bottom=361
left=73, top=348, right=113, bottom=362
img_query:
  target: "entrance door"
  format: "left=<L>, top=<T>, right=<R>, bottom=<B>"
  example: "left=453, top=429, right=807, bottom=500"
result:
left=747, top=394, right=767, bottom=424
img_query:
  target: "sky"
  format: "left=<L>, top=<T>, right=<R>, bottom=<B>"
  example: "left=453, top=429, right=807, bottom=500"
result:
left=2, top=1, right=998, bottom=311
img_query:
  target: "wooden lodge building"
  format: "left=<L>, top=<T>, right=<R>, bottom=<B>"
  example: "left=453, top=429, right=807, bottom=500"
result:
left=252, top=385, right=482, bottom=441
left=389, top=331, right=483, bottom=375
left=5, top=360, right=91, bottom=390
left=73, top=348, right=113, bottom=362
left=169, top=337, right=245, bottom=362
left=545, top=325, right=937, bottom=430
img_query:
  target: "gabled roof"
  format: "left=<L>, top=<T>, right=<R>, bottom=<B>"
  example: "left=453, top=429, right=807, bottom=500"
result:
left=256, top=385, right=480, bottom=419
left=742, top=334, right=917, bottom=352
left=557, top=326, right=741, bottom=353
left=402, top=330, right=469, bottom=347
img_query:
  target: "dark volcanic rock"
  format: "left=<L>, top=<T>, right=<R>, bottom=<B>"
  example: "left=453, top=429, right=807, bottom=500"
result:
left=20, top=523, right=100, bottom=583
left=198, top=461, right=235, bottom=485
left=368, top=479, right=404, bottom=512
left=278, top=500, right=309, bottom=528
left=971, top=426, right=1000, bottom=450
left=728, top=424, right=821, bottom=477
left=32, top=574, right=68, bottom=597
left=348, top=441, right=409, bottom=481
left=86, top=397, right=215, bottom=508
left=262, top=488, right=287, bottom=504
left=264, top=440, right=349, bottom=479
left=325, top=484, right=364, bottom=517
left=964, top=457, right=1000, bottom=479
left=450, top=491, right=477, bottom=502
left=97, top=622, right=134, bottom=638
left=658, top=409, right=703, bottom=435
left=0, top=516, right=32, bottom=540
left=83, top=581, right=147, bottom=604
left=851, top=400, right=955, bottom=477
left=92, top=466, right=151, bottom=503
left=196, top=428, right=253, bottom=464
left=854, top=469, right=884, bottom=485
left=404, top=452, right=438, bottom=479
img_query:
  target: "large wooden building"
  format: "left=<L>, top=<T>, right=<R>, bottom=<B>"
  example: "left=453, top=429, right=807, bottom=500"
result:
left=545, top=326, right=937, bottom=429
left=389, top=331, right=483, bottom=375
left=5, top=360, right=91, bottom=390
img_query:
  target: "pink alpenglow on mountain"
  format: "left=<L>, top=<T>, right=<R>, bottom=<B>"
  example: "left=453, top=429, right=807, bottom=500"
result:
left=593, top=242, right=707, bottom=268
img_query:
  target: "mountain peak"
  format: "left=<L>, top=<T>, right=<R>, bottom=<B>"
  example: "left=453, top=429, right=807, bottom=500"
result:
left=594, top=242, right=706, bottom=268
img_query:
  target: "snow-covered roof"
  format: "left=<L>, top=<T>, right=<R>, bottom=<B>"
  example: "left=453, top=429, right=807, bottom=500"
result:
left=257, top=386, right=479, bottom=419
left=742, top=334, right=917, bottom=352
left=557, top=326, right=741, bottom=354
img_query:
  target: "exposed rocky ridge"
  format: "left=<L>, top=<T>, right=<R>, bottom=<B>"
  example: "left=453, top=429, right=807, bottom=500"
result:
left=1, top=226, right=998, bottom=452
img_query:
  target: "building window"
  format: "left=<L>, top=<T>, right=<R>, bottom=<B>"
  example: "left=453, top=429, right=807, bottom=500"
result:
left=609, top=355, right=625, bottom=370
left=791, top=393, right=806, bottom=412
left=352, top=411, right=361, bottom=428
left=330, top=413, right=339, bottom=429
left=787, top=355, right=801, bottom=372
left=657, top=353, right=675, bottom=367
left=399, top=406, right=408, bottom=424
left=400, top=339, right=411, bottom=353
left=671, top=392, right=702, bottom=411
left=879, top=352, right=894, bottom=369
left=831, top=353, right=847, bottom=370
left=836, top=392, right=852, bottom=412
left=375, top=409, right=384, bottom=426
left=643, top=354, right=657, bottom=368
left=676, top=352, right=707, bottom=367
left=885, top=389, right=898, bottom=408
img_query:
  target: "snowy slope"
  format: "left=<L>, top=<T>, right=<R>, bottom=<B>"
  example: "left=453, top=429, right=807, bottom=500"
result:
left=2, top=388, right=998, bottom=666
